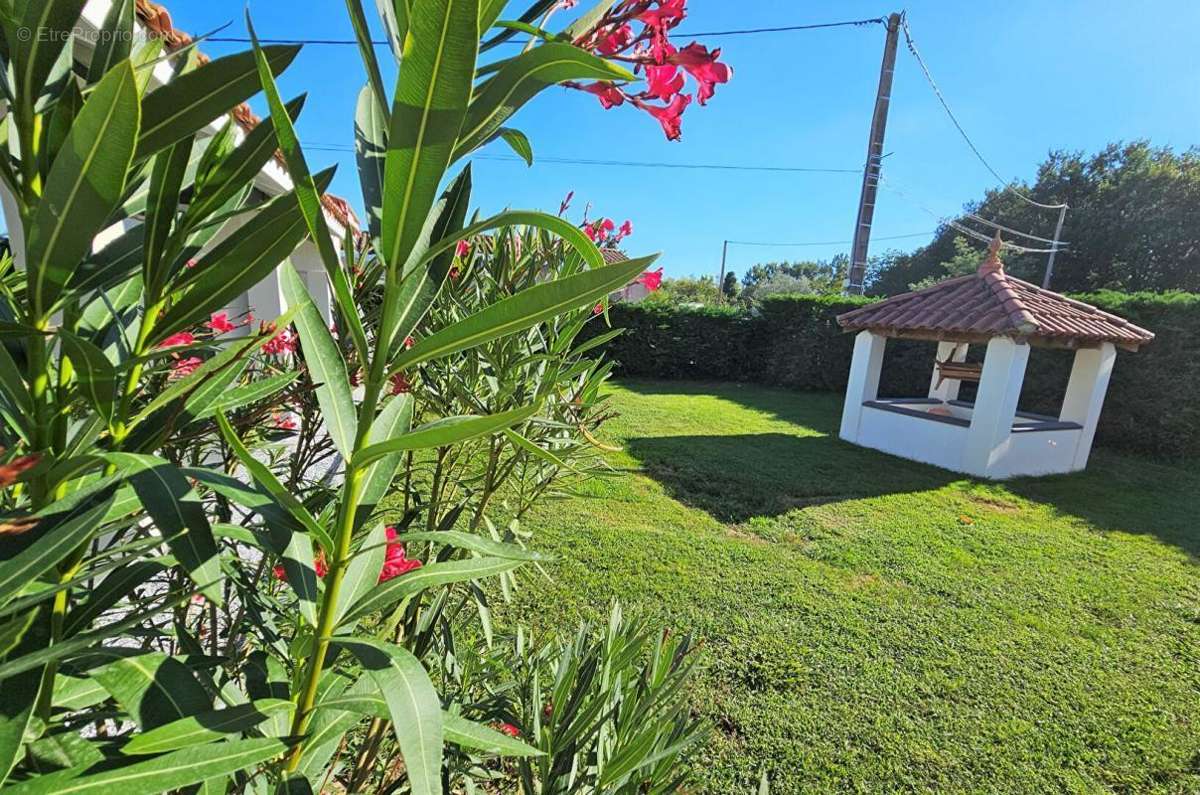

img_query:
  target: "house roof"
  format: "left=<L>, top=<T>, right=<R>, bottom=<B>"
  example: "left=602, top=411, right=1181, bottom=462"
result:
left=837, top=235, right=1155, bottom=351
left=600, top=247, right=629, bottom=264
left=133, top=0, right=359, bottom=233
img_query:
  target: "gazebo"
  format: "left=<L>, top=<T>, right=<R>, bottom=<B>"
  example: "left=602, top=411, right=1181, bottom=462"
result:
left=835, top=235, right=1154, bottom=479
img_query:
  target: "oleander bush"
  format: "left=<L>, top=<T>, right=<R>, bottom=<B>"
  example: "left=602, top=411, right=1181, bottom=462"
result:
left=0, top=1, right=728, bottom=792
left=584, top=292, right=1200, bottom=458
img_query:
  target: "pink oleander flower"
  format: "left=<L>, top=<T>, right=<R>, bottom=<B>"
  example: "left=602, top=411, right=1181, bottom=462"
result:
left=390, top=373, right=411, bottom=395
left=668, top=43, right=731, bottom=105
left=496, top=722, right=521, bottom=738
left=564, top=2, right=728, bottom=140
left=403, top=336, right=416, bottom=349
left=455, top=239, right=471, bottom=257
left=272, top=412, right=297, bottom=431
left=639, top=0, right=686, bottom=30
left=261, top=324, right=297, bottom=356
left=636, top=267, right=664, bottom=292
left=273, top=550, right=328, bottom=581
left=581, top=81, right=625, bottom=110
left=159, top=331, right=195, bottom=348
left=644, top=63, right=684, bottom=102
left=185, top=258, right=199, bottom=269
left=619, top=220, right=634, bottom=238
left=593, top=302, right=604, bottom=315
left=379, top=526, right=422, bottom=583
left=594, top=23, right=633, bottom=55
left=208, top=312, right=237, bottom=335
left=639, top=93, right=691, bottom=140
left=169, top=356, right=203, bottom=380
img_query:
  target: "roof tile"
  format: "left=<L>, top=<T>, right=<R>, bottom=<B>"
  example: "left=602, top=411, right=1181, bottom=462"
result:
left=837, top=235, right=1154, bottom=349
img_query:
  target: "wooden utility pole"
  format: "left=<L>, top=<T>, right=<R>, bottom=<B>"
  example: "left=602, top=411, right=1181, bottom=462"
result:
left=846, top=11, right=903, bottom=295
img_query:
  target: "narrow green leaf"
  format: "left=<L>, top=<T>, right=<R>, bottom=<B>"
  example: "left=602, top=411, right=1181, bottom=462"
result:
left=444, top=712, right=543, bottom=757
left=142, top=136, right=194, bottom=292
left=13, top=0, right=86, bottom=114
left=455, top=42, right=633, bottom=159
left=342, top=0, right=388, bottom=114
left=504, top=427, right=584, bottom=476
left=123, top=699, right=293, bottom=755
left=355, top=404, right=539, bottom=468
left=1, top=738, right=290, bottom=795
left=0, top=334, right=32, bottom=441
left=390, top=251, right=652, bottom=372
left=137, top=45, right=300, bottom=158
left=183, top=95, right=306, bottom=227
left=381, top=0, right=480, bottom=272
left=335, top=639, right=443, bottom=795
left=497, top=127, right=533, bottom=165
left=0, top=589, right=191, bottom=681
left=0, top=496, right=114, bottom=608
left=197, top=371, right=299, bottom=419
left=102, top=453, right=222, bottom=602
left=377, top=0, right=409, bottom=60
left=354, top=84, right=388, bottom=243
left=382, top=165, right=472, bottom=358
left=215, top=413, right=335, bottom=555
left=25, top=61, right=139, bottom=317
left=86, top=0, right=135, bottom=83
left=58, top=331, right=117, bottom=423
left=478, top=0, right=555, bottom=51
left=401, top=529, right=548, bottom=561
left=340, top=557, right=524, bottom=626
left=63, top=560, right=166, bottom=637
left=247, top=18, right=369, bottom=362
left=357, top=393, right=415, bottom=517
left=94, top=650, right=213, bottom=731
left=333, top=523, right=387, bottom=625
left=154, top=172, right=332, bottom=343
left=278, top=263, right=357, bottom=459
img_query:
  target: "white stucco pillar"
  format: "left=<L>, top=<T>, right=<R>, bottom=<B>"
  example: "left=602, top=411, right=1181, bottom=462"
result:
left=247, top=269, right=286, bottom=325
left=963, top=337, right=1029, bottom=476
left=1059, top=343, right=1117, bottom=470
left=839, top=331, right=887, bottom=443
left=928, top=341, right=969, bottom=401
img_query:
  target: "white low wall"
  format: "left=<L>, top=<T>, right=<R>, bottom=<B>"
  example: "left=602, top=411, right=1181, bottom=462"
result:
left=856, top=405, right=968, bottom=472
left=850, top=401, right=1086, bottom=479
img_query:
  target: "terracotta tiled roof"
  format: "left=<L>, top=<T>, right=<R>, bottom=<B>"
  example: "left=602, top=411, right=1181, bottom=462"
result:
left=134, top=0, right=359, bottom=233
left=600, top=247, right=629, bottom=264
left=837, top=235, right=1155, bottom=350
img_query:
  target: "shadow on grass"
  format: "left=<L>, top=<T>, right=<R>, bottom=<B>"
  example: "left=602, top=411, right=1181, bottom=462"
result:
left=625, top=432, right=958, bottom=523
left=1006, top=452, right=1200, bottom=559
left=618, top=379, right=1200, bottom=557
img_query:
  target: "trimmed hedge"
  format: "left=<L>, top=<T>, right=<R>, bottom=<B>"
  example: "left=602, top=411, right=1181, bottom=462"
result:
left=585, top=292, right=1200, bottom=460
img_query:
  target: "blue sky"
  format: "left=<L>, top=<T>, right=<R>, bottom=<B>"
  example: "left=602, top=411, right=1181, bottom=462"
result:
left=144, top=1, right=1200, bottom=278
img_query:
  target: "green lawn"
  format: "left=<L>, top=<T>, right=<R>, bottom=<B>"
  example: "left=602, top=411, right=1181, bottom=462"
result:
left=495, top=379, right=1200, bottom=794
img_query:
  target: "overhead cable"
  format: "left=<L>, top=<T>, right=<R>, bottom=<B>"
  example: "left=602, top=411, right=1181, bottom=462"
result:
left=900, top=17, right=1067, bottom=211
left=206, top=16, right=887, bottom=46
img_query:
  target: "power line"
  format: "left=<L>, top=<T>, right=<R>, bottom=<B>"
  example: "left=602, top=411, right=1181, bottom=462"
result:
left=877, top=178, right=1067, bottom=254
left=726, top=232, right=934, bottom=248
left=205, top=16, right=887, bottom=46
left=300, top=143, right=862, bottom=174
left=900, top=17, right=1067, bottom=211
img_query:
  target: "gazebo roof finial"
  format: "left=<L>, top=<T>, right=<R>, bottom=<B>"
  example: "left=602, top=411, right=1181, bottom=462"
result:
left=979, top=232, right=1004, bottom=274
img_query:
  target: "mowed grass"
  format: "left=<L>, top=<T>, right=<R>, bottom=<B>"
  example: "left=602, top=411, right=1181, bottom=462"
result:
left=492, top=379, right=1200, bottom=794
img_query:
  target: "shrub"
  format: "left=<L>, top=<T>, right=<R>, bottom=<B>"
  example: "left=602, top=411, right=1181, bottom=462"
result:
left=0, top=1, right=727, bottom=792
left=585, top=292, right=1200, bottom=459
